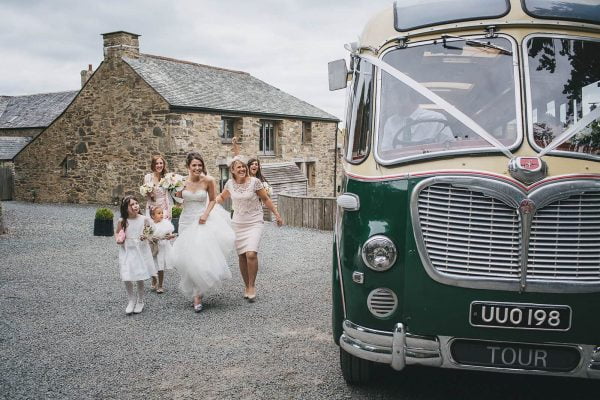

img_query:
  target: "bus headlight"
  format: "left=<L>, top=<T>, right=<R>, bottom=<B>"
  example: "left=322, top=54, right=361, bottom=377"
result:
left=361, top=235, right=397, bottom=271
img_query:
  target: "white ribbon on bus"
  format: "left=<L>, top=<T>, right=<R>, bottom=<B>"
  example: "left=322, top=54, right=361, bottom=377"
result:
left=538, top=106, right=600, bottom=157
left=359, top=54, right=600, bottom=159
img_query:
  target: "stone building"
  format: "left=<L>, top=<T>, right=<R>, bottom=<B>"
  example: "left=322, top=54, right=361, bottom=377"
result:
left=0, top=91, right=77, bottom=200
left=13, top=31, right=339, bottom=204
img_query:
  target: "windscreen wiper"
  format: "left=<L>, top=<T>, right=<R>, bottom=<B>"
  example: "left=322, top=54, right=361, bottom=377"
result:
left=442, top=34, right=513, bottom=56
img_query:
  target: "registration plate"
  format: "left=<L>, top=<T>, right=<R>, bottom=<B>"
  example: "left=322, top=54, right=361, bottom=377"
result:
left=470, top=301, right=571, bottom=331
left=451, top=339, right=580, bottom=372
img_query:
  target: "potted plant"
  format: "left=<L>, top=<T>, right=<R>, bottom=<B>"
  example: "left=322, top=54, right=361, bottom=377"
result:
left=171, top=205, right=183, bottom=234
left=94, top=207, right=114, bottom=236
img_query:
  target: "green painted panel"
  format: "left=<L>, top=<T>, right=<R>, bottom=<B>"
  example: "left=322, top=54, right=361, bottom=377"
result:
left=336, top=176, right=600, bottom=345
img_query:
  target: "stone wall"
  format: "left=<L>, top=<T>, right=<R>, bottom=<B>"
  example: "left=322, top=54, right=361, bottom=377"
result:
left=14, top=56, right=171, bottom=204
left=166, top=113, right=338, bottom=197
left=14, top=56, right=338, bottom=204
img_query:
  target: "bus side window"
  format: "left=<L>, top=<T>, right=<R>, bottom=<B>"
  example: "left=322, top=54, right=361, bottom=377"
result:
left=344, top=59, right=374, bottom=163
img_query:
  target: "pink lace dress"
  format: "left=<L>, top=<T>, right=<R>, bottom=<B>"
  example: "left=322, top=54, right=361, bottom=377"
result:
left=143, top=173, right=172, bottom=219
left=225, top=177, right=265, bottom=255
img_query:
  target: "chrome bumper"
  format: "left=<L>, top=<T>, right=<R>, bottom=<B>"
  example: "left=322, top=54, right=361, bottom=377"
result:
left=340, top=320, right=600, bottom=379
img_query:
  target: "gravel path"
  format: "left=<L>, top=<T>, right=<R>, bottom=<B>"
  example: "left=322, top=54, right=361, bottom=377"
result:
left=1, top=202, right=599, bottom=399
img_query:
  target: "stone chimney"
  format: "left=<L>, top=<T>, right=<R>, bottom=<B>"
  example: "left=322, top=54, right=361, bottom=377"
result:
left=80, top=64, right=93, bottom=87
left=102, top=31, right=140, bottom=60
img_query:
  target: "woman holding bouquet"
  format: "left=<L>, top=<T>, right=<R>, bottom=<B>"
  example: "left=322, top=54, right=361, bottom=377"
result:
left=217, top=159, right=283, bottom=302
left=170, top=152, right=235, bottom=312
left=142, top=155, right=173, bottom=220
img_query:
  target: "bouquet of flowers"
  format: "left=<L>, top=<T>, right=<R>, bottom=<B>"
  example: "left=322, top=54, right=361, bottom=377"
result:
left=159, top=173, right=184, bottom=192
left=139, top=183, right=155, bottom=197
left=161, top=173, right=185, bottom=204
left=142, top=225, right=154, bottom=240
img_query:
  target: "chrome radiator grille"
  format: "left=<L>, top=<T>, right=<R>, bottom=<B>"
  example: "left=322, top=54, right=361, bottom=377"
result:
left=414, top=179, right=600, bottom=291
left=418, top=184, right=521, bottom=279
left=528, top=192, right=600, bottom=281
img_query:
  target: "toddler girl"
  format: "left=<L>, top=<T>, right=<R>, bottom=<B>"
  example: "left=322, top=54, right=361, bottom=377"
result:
left=116, top=195, right=156, bottom=315
left=149, top=207, right=176, bottom=294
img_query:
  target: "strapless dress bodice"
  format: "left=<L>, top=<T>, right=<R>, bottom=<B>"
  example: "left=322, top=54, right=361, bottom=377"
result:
left=180, top=190, right=208, bottom=224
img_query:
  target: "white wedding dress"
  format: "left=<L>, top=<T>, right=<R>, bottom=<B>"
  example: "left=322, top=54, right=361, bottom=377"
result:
left=171, top=189, right=235, bottom=297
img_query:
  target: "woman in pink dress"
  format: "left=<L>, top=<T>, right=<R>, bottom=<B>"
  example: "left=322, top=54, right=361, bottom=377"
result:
left=142, top=154, right=172, bottom=289
left=217, top=159, right=283, bottom=302
left=143, top=155, right=172, bottom=220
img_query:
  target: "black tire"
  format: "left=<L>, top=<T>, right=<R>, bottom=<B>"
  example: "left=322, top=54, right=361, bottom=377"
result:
left=340, top=347, right=372, bottom=385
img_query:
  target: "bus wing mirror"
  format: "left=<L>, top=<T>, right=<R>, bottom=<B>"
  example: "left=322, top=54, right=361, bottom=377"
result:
left=328, top=59, right=348, bottom=91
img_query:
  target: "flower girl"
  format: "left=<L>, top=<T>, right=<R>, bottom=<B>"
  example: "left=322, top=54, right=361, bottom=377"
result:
left=149, top=207, right=176, bottom=294
left=116, top=195, right=156, bottom=315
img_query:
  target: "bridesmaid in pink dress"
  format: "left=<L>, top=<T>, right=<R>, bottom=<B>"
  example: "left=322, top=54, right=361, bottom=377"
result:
left=217, top=159, right=283, bottom=302
left=143, top=154, right=172, bottom=219
left=143, top=154, right=173, bottom=289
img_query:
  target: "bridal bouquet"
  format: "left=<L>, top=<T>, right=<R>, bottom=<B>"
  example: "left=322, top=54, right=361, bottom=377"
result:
left=159, top=173, right=184, bottom=192
left=139, top=183, right=155, bottom=196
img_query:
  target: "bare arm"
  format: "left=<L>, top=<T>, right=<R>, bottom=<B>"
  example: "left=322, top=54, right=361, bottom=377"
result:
left=199, top=178, right=217, bottom=224
left=232, top=136, right=240, bottom=156
left=216, top=187, right=230, bottom=204
left=257, top=189, right=283, bottom=226
left=116, top=219, right=125, bottom=244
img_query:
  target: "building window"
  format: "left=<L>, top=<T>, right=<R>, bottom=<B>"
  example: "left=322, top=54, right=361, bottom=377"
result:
left=305, top=162, right=316, bottom=187
left=60, top=156, right=75, bottom=177
left=220, top=117, right=235, bottom=141
left=302, top=121, right=312, bottom=143
left=219, top=164, right=230, bottom=191
left=259, top=120, right=276, bottom=155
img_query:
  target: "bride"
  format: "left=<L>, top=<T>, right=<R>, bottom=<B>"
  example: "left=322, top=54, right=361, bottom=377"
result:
left=171, top=152, right=234, bottom=312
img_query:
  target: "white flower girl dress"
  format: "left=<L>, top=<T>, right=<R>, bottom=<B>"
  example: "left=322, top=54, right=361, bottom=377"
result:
left=153, top=219, right=175, bottom=271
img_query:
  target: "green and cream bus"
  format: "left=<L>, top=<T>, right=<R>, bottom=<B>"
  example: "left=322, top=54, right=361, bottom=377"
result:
left=329, top=0, right=600, bottom=384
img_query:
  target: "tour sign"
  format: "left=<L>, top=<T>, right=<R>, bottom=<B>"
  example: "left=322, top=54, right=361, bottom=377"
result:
left=451, top=339, right=581, bottom=372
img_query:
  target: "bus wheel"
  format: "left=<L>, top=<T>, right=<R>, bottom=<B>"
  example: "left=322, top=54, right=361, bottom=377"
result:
left=340, top=347, right=372, bottom=385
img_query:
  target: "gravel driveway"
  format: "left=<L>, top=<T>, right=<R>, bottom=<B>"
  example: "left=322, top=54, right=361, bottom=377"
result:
left=1, top=202, right=599, bottom=399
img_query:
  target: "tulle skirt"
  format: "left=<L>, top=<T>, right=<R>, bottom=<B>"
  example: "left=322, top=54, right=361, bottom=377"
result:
left=119, top=239, right=157, bottom=281
left=170, top=205, right=235, bottom=297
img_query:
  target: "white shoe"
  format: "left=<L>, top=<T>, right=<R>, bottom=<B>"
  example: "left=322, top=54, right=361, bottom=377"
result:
left=125, top=300, right=135, bottom=315
left=133, top=301, right=144, bottom=314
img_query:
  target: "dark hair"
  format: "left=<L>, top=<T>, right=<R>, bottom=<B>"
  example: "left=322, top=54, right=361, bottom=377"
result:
left=119, top=195, right=139, bottom=232
left=247, top=158, right=267, bottom=183
left=150, top=155, right=167, bottom=178
left=186, top=152, right=207, bottom=175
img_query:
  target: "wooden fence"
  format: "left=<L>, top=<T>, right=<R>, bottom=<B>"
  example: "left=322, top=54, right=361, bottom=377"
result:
left=278, top=193, right=336, bottom=231
left=0, top=166, right=14, bottom=201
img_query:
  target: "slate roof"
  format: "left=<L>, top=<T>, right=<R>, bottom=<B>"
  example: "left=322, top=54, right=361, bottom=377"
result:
left=0, top=91, right=78, bottom=129
left=123, top=54, right=339, bottom=122
left=261, top=162, right=307, bottom=184
left=0, top=136, right=32, bottom=160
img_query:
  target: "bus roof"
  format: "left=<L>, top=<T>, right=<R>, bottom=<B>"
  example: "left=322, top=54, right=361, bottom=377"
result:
left=360, top=0, right=600, bottom=49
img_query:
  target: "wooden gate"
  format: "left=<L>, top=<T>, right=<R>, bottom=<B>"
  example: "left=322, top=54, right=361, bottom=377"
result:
left=0, top=166, right=14, bottom=201
left=278, top=193, right=336, bottom=231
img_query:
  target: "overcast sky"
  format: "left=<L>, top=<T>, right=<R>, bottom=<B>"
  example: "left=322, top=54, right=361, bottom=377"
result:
left=0, top=0, right=392, bottom=120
